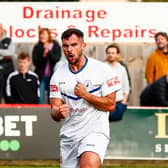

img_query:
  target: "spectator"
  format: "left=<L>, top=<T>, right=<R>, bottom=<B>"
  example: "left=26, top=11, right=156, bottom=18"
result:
left=117, top=51, right=132, bottom=94
left=0, top=23, right=15, bottom=103
left=140, top=74, right=168, bottom=106
left=105, top=44, right=130, bottom=121
left=6, top=52, right=40, bottom=104
left=145, top=32, right=168, bottom=84
left=32, top=28, right=61, bottom=104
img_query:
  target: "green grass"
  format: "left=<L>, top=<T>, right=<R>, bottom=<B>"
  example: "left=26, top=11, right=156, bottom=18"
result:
left=1, top=166, right=168, bottom=168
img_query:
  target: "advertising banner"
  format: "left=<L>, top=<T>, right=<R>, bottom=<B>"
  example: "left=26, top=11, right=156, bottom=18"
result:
left=106, top=107, right=168, bottom=160
left=0, top=2, right=168, bottom=43
left=0, top=105, right=60, bottom=159
left=0, top=105, right=168, bottom=160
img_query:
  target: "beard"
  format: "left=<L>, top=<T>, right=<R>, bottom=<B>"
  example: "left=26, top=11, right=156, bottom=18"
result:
left=157, top=43, right=167, bottom=50
left=107, top=57, right=115, bottom=63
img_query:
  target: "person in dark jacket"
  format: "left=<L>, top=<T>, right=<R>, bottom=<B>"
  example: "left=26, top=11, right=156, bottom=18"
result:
left=6, top=52, right=40, bottom=104
left=140, top=74, right=168, bottom=106
left=32, top=28, right=61, bottom=104
left=0, top=23, right=15, bottom=103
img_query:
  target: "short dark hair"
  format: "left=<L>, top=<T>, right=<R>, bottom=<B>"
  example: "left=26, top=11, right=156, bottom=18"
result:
left=18, top=52, right=30, bottom=60
left=105, top=43, right=120, bottom=54
left=61, top=28, right=84, bottom=40
left=154, top=32, right=168, bottom=41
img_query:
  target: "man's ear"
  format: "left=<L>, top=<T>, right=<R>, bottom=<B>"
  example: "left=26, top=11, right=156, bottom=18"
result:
left=82, top=42, right=86, bottom=49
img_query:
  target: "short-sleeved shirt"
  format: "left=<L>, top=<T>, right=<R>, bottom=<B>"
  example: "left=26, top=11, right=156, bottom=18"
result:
left=105, top=62, right=130, bottom=102
left=50, top=57, right=121, bottom=142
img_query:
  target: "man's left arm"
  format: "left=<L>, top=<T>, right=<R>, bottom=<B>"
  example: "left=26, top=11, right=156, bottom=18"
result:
left=75, top=81, right=116, bottom=112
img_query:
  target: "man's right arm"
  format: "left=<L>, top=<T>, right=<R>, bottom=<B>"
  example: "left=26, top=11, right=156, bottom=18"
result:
left=6, top=74, right=15, bottom=103
left=50, top=98, right=69, bottom=121
left=145, top=54, right=155, bottom=84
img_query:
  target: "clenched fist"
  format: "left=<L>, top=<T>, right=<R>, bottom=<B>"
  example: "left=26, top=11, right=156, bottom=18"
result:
left=59, top=104, right=69, bottom=119
left=74, top=81, right=89, bottom=98
left=52, top=104, right=69, bottom=121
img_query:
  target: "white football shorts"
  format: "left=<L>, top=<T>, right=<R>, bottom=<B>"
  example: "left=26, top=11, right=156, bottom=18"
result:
left=60, top=132, right=109, bottom=168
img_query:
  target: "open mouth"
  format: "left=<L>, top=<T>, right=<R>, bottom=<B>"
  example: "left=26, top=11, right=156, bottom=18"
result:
left=67, top=53, right=75, bottom=63
left=68, top=53, right=74, bottom=58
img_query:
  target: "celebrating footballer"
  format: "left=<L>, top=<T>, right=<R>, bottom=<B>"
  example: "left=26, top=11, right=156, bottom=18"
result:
left=50, top=28, right=121, bottom=168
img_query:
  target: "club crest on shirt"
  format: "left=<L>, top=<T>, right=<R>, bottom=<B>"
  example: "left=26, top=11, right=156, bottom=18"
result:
left=50, top=84, right=58, bottom=92
left=59, top=82, right=66, bottom=85
left=106, top=76, right=120, bottom=87
left=84, top=80, right=92, bottom=88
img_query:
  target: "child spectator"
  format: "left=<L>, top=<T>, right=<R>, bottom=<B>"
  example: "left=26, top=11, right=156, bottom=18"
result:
left=6, top=52, right=40, bottom=104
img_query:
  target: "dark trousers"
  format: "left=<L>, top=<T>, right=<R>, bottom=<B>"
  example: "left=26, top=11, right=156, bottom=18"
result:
left=0, top=59, right=14, bottom=103
left=109, top=102, right=127, bottom=122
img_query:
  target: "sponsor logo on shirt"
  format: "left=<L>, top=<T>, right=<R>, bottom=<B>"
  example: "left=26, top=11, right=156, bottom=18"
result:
left=50, top=85, right=58, bottom=92
left=86, top=144, right=95, bottom=147
left=59, top=82, right=66, bottom=85
left=69, top=107, right=88, bottom=117
left=69, top=107, right=88, bottom=113
left=26, top=79, right=32, bottom=82
left=106, top=76, right=120, bottom=87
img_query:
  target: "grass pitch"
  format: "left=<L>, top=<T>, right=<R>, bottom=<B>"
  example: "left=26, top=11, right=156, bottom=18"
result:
left=0, top=166, right=168, bottom=168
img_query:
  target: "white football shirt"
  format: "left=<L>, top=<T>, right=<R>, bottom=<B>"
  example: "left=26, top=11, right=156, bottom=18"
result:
left=105, top=62, right=130, bottom=102
left=50, top=57, right=121, bottom=141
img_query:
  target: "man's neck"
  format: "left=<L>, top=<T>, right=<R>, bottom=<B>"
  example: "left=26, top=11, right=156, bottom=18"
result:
left=20, top=69, right=28, bottom=75
left=44, top=42, right=49, bottom=45
left=70, top=55, right=86, bottom=72
left=161, top=47, right=168, bottom=53
left=108, top=61, right=118, bottom=66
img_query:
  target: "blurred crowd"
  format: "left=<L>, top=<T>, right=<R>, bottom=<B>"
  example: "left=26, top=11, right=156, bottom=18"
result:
left=0, top=24, right=61, bottom=104
left=1, top=22, right=168, bottom=109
